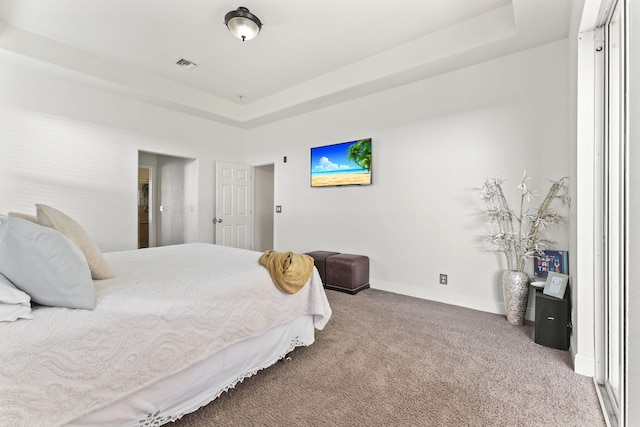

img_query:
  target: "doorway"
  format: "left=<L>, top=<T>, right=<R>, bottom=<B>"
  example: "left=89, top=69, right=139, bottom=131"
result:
left=137, top=167, right=151, bottom=249
left=254, top=164, right=274, bottom=251
left=138, top=151, right=198, bottom=248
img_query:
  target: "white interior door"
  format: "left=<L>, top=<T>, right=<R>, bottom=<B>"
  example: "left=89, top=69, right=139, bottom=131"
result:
left=215, top=162, right=253, bottom=249
left=158, top=158, right=185, bottom=247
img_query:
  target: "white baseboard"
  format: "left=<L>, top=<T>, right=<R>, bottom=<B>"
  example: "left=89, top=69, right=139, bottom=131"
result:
left=370, top=280, right=535, bottom=321
left=573, top=353, right=595, bottom=377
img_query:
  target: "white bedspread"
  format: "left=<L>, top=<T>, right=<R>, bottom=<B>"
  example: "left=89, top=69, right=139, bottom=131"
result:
left=0, top=243, right=331, bottom=426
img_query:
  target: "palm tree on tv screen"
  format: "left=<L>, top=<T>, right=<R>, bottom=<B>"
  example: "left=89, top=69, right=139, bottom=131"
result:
left=346, top=139, right=371, bottom=172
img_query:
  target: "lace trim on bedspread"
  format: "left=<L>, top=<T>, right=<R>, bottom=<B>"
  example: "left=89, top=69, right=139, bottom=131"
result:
left=139, top=411, right=177, bottom=426
left=145, top=336, right=307, bottom=426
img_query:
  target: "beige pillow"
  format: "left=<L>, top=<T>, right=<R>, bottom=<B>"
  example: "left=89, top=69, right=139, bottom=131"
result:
left=8, top=212, right=38, bottom=223
left=36, top=204, right=114, bottom=280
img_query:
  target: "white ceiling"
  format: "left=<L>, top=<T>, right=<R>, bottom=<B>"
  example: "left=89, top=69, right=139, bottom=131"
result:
left=0, top=0, right=573, bottom=128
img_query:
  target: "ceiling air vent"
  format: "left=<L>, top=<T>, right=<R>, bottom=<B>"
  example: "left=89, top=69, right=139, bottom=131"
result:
left=176, top=58, right=197, bottom=70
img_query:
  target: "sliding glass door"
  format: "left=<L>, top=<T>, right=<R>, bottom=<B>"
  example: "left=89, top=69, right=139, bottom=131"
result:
left=597, top=0, right=627, bottom=425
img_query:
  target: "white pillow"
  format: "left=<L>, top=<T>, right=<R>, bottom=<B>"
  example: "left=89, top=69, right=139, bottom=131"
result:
left=0, top=273, right=31, bottom=305
left=0, top=216, right=95, bottom=310
left=0, top=303, right=34, bottom=322
left=36, top=204, right=114, bottom=280
left=0, top=273, right=33, bottom=322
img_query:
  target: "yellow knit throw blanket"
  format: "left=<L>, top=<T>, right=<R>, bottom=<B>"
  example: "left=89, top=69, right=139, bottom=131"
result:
left=258, top=250, right=315, bottom=294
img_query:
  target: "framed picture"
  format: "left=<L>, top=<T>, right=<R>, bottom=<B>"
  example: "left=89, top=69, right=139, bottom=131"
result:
left=543, top=272, right=569, bottom=299
left=533, top=250, right=569, bottom=277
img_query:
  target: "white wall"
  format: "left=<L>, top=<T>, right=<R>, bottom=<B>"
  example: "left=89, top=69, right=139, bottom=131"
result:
left=0, top=58, right=244, bottom=251
left=245, top=40, right=571, bottom=317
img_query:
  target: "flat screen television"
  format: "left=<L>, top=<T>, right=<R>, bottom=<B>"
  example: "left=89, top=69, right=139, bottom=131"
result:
left=310, top=138, right=372, bottom=187
left=533, top=250, right=569, bottom=277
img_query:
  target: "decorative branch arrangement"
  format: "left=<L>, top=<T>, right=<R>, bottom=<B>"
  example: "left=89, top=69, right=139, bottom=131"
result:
left=480, top=172, right=570, bottom=273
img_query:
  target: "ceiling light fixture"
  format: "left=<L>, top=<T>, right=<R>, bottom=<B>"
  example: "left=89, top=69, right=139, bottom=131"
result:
left=224, top=6, right=262, bottom=41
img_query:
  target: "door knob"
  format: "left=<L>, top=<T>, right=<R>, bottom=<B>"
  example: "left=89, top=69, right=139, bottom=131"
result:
left=214, top=218, right=222, bottom=223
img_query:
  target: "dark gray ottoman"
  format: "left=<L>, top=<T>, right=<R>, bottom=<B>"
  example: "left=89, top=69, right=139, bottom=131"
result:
left=325, top=253, right=370, bottom=294
left=305, top=251, right=340, bottom=285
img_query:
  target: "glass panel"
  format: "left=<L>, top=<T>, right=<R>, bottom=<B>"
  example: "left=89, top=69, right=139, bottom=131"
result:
left=602, top=0, right=625, bottom=420
left=606, top=0, right=622, bottom=406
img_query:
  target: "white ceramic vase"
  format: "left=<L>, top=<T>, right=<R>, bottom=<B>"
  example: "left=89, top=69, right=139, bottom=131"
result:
left=502, top=270, right=530, bottom=326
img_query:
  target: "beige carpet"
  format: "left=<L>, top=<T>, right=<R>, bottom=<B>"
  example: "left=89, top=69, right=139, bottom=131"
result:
left=173, top=288, right=605, bottom=426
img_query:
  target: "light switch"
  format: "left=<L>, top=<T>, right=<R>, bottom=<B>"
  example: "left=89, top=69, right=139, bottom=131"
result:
left=275, top=205, right=282, bottom=213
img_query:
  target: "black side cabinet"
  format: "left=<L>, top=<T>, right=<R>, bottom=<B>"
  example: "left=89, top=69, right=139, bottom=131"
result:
left=535, top=288, right=571, bottom=350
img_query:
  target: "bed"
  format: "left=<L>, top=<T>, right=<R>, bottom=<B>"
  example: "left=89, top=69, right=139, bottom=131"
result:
left=0, top=242, right=332, bottom=426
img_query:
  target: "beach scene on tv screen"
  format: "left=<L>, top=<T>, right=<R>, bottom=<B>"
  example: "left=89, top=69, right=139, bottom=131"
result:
left=311, top=138, right=371, bottom=187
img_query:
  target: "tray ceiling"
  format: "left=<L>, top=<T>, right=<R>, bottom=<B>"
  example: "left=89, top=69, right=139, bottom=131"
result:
left=0, top=0, right=572, bottom=128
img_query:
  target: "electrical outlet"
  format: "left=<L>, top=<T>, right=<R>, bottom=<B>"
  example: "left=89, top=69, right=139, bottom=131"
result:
left=439, top=274, right=448, bottom=285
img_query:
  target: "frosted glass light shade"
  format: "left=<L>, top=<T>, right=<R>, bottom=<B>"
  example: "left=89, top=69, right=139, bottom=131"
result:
left=225, top=7, right=262, bottom=41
